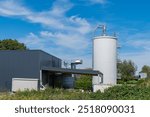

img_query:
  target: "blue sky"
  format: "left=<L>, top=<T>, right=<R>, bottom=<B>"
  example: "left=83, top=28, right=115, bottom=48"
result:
left=0, top=0, right=150, bottom=72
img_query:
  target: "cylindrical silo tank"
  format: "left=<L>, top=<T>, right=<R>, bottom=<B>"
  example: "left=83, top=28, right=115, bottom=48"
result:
left=62, top=75, right=75, bottom=89
left=92, top=35, right=117, bottom=86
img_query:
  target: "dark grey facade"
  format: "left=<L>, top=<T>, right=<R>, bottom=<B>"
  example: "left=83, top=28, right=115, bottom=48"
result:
left=0, top=50, right=61, bottom=91
left=0, top=50, right=101, bottom=91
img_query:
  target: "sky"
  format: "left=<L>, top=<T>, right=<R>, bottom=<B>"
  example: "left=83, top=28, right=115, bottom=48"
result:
left=0, top=0, right=150, bottom=72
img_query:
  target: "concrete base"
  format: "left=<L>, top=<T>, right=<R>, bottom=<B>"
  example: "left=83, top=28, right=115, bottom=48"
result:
left=93, top=84, right=114, bottom=92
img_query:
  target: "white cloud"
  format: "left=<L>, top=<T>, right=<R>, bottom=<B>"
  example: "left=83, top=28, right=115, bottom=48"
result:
left=0, top=0, right=30, bottom=16
left=22, top=31, right=89, bottom=50
left=69, top=16, right=92, bottom=34
left=20, top=32, right=46, bottom=49
left=128, top=40, right=150, bottom=50
left=125, top=31, right=150, bottom=51
left=40, top=31, right=55, bottom=37
left=0, top=0, right=92, bottom=49
left=50, top=0, right=73, bottom=16
left=0, top=0, right=92, bottom=32
left=87, top=0, right=107, bottom=4
left=51, top=32, right=89, bottom=49
left=0, top=0, right=72, bottom=30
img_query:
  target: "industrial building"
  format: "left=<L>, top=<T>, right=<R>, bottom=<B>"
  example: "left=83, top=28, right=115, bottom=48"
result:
left=0, top=50, right=101, bottom=91
left=0, top=25, right=117, bottom=92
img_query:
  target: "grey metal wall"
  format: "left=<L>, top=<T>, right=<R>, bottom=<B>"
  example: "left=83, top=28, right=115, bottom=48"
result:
left=39, top=50, right=61, bottom=68
left=0, top=50, right=40, bottom=91
left=0, top=50, right=61, bottom=91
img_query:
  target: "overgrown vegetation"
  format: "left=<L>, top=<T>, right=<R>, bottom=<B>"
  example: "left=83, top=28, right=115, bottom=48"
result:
left=117, top=79, right=138, bottom=84
left=0, top=78, right=150, bottom=100
left=140, top=65, right=150, bottom=78
left=117, top=60, right=137, bottom=81
left=75, top=75, right=92, bottom=90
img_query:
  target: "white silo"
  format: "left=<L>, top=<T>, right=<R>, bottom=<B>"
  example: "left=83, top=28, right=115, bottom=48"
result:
left=92, top=25, right=117, bottom=92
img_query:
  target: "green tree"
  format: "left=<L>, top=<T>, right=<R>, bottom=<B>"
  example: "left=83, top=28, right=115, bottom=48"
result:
left=117, top=60, right=137, bottom=81
left=75, top=75, right=92, bottom=90
left=0, top=39, right=27, bottom=50
left=141, top=65, right=150, bottom=78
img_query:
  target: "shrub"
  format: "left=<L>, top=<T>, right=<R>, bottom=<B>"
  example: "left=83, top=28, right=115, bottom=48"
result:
left=137, top=78, right=150, bottom=87
left=75, top=75, right=92, bottom=91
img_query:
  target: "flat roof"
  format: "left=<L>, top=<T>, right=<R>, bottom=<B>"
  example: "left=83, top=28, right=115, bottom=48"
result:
left=41, top=67, right=102, bottom=76
left=0, top=50, right=61, bottom=60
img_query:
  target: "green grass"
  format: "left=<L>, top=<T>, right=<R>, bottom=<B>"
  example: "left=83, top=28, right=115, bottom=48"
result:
left=0, top=78, right=150, bottom=100
left=0, top=89, right=93, bottom=100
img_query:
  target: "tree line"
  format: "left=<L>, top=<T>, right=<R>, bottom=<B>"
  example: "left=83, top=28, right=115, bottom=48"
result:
left=118, top=60, right=150, bottom=81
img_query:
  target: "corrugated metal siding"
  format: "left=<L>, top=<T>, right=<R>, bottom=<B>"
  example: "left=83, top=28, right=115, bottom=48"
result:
left=39, top=50, right=61, bottom=68
left=0, top=50, right=40, bottom=91
left=0, top=50, right=62, bottom=91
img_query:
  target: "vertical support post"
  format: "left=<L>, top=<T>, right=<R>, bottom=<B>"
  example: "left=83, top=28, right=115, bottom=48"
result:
left=40, top=70, right=42, bottom=86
